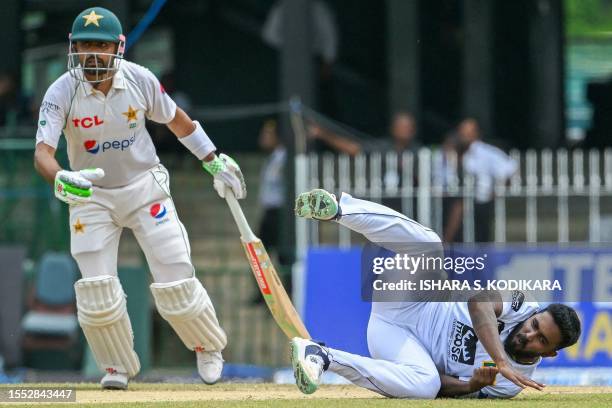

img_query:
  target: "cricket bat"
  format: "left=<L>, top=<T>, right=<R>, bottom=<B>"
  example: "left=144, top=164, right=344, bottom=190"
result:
left=224, top=189, right=310, bottom=339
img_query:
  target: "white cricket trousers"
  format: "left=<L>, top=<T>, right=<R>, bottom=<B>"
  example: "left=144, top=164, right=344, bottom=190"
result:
left=69, top=164, right=193, bottom=283
left=326, top=193, right=442, bottom=399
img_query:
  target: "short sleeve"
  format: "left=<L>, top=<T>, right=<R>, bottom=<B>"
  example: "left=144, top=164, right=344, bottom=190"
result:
left=140, top=68, right=177, bottom=124
left=498, top=290, right=540, bottom=323
left=35, top=86, right=68, bottom=149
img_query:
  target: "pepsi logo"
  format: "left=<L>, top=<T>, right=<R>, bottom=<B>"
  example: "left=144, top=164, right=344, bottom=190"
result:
left=150, top=203, right=167, bottom=219
left=84, top=140, right=100, bottom=154
left=83, top=134, right=136, bottom=154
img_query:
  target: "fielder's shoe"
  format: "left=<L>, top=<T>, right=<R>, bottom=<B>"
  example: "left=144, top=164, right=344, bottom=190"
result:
left=290, top=337, right=331, bottom=394
left=294, top=189, right=339, bottom=221
left=196, top=349, right=224, bottom=385
left=101, top=371, right=128, bottom=390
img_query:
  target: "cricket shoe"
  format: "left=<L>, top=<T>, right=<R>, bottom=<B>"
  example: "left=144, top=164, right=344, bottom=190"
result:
left=290, top=337, right=331, bottom=394
left=196, top=349, right=224, bottom=384
left=101, top=370, right=128, bottom=390
left=294, top=189, right=339, bottom=220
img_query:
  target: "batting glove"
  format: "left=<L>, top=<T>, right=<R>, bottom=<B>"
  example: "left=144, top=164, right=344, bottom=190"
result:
left=54, top=168, right=105, bottom=206
left=202, top=153, right=247, bottom=199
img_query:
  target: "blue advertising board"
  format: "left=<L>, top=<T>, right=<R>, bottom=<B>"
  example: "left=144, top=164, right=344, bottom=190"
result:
left=304, top=246, right=612, bottom=367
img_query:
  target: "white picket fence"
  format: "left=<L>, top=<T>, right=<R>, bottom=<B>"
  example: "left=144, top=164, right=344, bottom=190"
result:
left=294, top=147, right=612, bottom=253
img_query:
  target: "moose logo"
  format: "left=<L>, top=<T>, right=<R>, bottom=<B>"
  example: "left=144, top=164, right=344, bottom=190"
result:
left=449, top=320, right=478, bottom=365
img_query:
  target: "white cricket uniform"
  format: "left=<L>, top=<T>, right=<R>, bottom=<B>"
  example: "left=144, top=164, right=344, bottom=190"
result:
left=326, top=193, right=540, bottom=399
left=35, top=60, right=197, bottom=283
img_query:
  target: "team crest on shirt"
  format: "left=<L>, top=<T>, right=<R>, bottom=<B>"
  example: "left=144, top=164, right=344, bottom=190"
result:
left=122, top=105, right=139, bottom=122
left=448, top=320, right=478, bottom=365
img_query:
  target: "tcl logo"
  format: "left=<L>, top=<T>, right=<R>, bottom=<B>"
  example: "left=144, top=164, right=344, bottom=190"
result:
left=72, top=116, right=104, bottom=128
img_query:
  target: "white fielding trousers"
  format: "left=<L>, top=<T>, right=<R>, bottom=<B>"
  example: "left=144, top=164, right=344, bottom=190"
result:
left=326, top=193, right=442, bottom=399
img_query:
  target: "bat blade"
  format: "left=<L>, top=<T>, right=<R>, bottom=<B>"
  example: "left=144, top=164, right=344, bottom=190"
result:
left=243, top=239, right=310, bottom=339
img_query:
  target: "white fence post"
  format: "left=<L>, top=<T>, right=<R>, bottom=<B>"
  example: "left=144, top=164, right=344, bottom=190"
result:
left=431, top=148, right=444, bottom=236
left=526, top=150, right=538, bottom=243
left=463, top=173, right=475, bottom=243
left=370, top=152, right=382, bottom=202
left=355, top=153, right=367, bottom=196
left=589, top=149, right=601, bottom=243
left=338, top=154, right=351, bottom=247
left=557, top=149, right=569, bottom=243
left=494, top=177, right=506, bottom=243
left=401, top=151, right=415, bottom=218
left=417, top=148, right=431, bottom=228
left=309, top=152, right=320, bottom=246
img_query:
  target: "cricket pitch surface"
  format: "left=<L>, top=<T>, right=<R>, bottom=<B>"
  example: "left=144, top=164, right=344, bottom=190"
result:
left=1, top=383, right=611, bottom=407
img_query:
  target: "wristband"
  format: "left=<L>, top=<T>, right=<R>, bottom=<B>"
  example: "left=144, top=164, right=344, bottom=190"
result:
left=178, top=120, right=216, bottom=160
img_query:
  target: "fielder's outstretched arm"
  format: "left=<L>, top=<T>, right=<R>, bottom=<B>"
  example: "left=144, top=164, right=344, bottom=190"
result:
left=468, top=294, right=544, bottom=391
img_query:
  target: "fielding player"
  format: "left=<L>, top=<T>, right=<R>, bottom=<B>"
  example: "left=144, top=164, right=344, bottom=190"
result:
left=291, top=189, right=581, bottom=399
left=33, top=7, right=245, bottom=389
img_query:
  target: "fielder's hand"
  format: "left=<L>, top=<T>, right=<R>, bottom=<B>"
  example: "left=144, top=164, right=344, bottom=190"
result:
left=468, top=366, right=498, bottom=392
left=54, top=168, right=105, bottom=206
left=202, top=153, right=247, bottom=199
left=496, top=360, right=544, bottom=391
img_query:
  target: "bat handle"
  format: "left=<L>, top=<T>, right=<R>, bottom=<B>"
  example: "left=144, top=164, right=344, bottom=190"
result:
left=224, top=187, right=257, bottom=241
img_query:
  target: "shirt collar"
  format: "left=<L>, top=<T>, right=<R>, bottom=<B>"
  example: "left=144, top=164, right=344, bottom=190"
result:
left=78, top=68, right=126, bottom=97
left=112, top=68, right=127, bottom=90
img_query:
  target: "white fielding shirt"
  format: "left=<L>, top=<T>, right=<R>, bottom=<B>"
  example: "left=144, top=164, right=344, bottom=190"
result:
left=36, top=60, right=177, bottom=188
left=424, top=297, right=540, bottom=398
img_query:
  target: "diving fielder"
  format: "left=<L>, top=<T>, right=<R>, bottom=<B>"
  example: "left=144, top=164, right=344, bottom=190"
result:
left=33, top=7, right=245, bottom=389
left=291, top=189, right=581, bottom=399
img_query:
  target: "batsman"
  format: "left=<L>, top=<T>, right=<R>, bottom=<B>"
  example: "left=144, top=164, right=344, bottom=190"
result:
left=33, top=7, right=246, bottom=389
